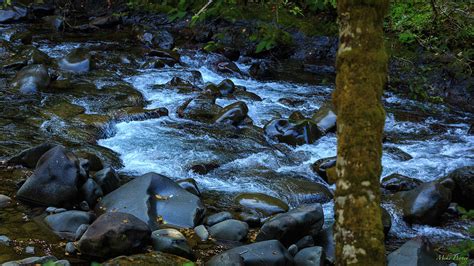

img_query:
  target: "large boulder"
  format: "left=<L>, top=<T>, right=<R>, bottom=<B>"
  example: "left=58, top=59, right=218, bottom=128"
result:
left=446, top=166, right=474, bottom=209
left=77, top=212, right=151, bottom=258
left=294, top=246, right=325, bottom=266
left=381, top=173, right=423, bottom=192
left=214, top=101, right=249, bottom=126
left=11, top=64, right=50, bottom=94
left=264, top=118, right=323, bottom=146
left=59, top=48, right=91, bottom=73
left=256, top=204, right=324, bottom=246
left=17, top=146, right=82, bottom=208
left=96, top=173, right=205, bottom=229
left=0, top=5, right=27, bottom=23
left=392, top=180, right=452, bottom=225
left=311, top=157, right=336, bottom=184
left=7, top=143, right=57, bottom=168
left=387, top=237, right=447, bottom=266
left=93, top=167, right=120, bottom=195
left=207, top=240, right=293, bottom=266
left=44, top=211, right=95, bottom=240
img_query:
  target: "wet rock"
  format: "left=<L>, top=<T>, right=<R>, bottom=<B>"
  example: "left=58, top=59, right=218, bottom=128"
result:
left=8, top=143, right=57, bottom=168
left=208, top=219, right=249, bottom=242
left=77, top=212, right=151, bottom=258
left=151, top=229, right=194, bottom=260
left=387, top=237, right=447, bottom=266
left=311, top=102, right=337, bottom=133
left=392, top=180, right=452, bottom=225
left=2, top=256, right=58, bottom=266
left=313, top=227, right=335, bottom=264
left=249, top=61, right=276, bottom=79
left=446, top=166, right=474, bottom=209
left=10, top=30, right=32, bottom=45
left=264, top=118, right=323, bottom=146
left=176, top=178, right=201, bottom=197
left=190, top=162, right=219, bottom=175
left=381, top=207, right=392, bottom=236
left=76, top=152, right=103, bottom=172
left=289, top=111, right=306, bottom=122
left=25, top=246, right=35, bottom=254
left=139, top=30, right=174, bottom=50
left=0, top=5, right=27, bottom=23
left=216, top=79, right=236, bottom=96
left=80, top=178, right=103, bottom=207
left=90, top=15, right=121, bottom=28
left=43, top=15, right=64, bottom=32
left=177, top=97, right=222, bottom=123
left=311, top=156, right=336, bottom=184
left=235, top=193, right=289, bottom=221
left=278, top=97, right=305, bottom=107
left=295, top=235, right=314, bottom=250
left=214, top=101, right=249, bottom=126
left=93, top=167, right=120, bottom=195
left=44, top=210, right=95, bottom=240
left=96, top=173, right=205, bottom=229
left=74, top=224, right=89, bottom=241
left=194, top=225, right=209, bottom=241
left=222, top=47, right=240, bottom=61
left=384, top=146, right=413, bottom=161
left=59, top=48, right=91, bottom=73
left=2, top=46, right=51, bottom=69
left=288, top=244, right=298, bottom=256
left=162, top=77, right=199, bottom=93
left=283, top=178, right=334, bottom=205
left=0, top=194, right=12, bottom=209
left=216, top=61, right=242, bottom=76
left=207, top=240, right=293, bottom=265
left=294, top=246, right=325, bottom=266
left=104, top=251, right=191, bottom=265
left=147, top=49, right=180, bottom=66
left=11, top=64, right=50, bottom=94
left=65, top=242, right=76, bottom=255
left=17, top=146, right=81, bottom=208
left=0, top=235, right=11, bottom=246
left=381, top=173, right=423, bottom=192
left=234, top=91, right=262, bottom=101
left=257, top=204, right=324, bottom=246
left=205, top=211, right=233, bottom=226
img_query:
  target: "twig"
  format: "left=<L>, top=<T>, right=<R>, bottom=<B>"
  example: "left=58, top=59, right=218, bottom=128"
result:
left=195, top=0, right=213, bottom=18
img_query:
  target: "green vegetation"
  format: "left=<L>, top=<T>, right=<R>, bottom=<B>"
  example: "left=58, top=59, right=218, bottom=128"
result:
left=446, top=207, right=474, bottom=266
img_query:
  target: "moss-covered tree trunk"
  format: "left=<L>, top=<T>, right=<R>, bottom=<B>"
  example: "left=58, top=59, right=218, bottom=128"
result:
left=332, top=0, right=389, bottom=265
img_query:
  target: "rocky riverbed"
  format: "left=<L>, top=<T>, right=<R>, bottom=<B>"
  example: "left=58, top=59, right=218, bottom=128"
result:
left=0, top=1, right=473, bottom=265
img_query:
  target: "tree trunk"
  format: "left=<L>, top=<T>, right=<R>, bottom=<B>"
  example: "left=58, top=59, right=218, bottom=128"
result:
left=332, top=0, right=389, bottom=265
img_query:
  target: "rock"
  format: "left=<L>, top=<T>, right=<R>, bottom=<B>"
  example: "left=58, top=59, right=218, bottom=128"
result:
left=205, top=211, right=233, bottom=226
left=44, top=211, right=95, bottom=240
left=295, top=235, right=314, bottom=250
left=214, top=101, right=249, bottom=126
left=234, top=91, right=262, bottom=101
left=249, top=61, right=276, bottom=79
left=294, top=246, right=325, bottom=266
left=79, top=201, right=90, bottom=211
left=74, top=224, right=89, bottom=241
left=139, top=30, right=174, bottom=50
left=190, top=162, right=219, bottom=175
left=264, top=118, right=323, bottom=146
left=11, top=64, right=50, bottom=94
left=278, top=97, right=305, bottom=107
left=1, top=256, right=58, bottom=266
left=176, top=178, right=201, bottom=197
left=59, top=48, right=91, bottom=73
left=288, top=244, right=298, bottom=256
left=208, top=219, right=249, bottom=242
left=381, top=173, right=423, bottom=192
left=256, top=204, right=324, bottom=246
left=207, top=240, right=293, bottom=265
left=289, top=111, right=306, bottom=122
left=77, top=212, right=151, bottom=258
left=0, top=195, right=12, bottom=209
left=312, top=102, right=337, bottom=133
left=284, top=178, right=333, bottom=205
left=216, top=79, right=236, bottom=96
left=17, top=146, right=82, bottom=207
left=313, top=227, right=335, bottom=264
left=25, top=246, right=35, bottom=254
left=147, top=49, right=180, bottom=66
left=93, top=167, right=120, bottom=195
left=151, top=229, right=194, bottom=260
left=235, top=193, right=289, bottom=221
left=177, top=97, right=222, bottom=123
left=43, top=15, right=64, bottom=31
left=80, top=178, right=103, bottom=207
left=103, top=251, right=191, bottom=265
left=384, top=146, right=413, bottom=161
left=90, top=15, right=121, bottom=28
left=0, top=5, right=27, bottom=23
left=10, top=30, right=32, bottom=45
left=238, top=212, right=261, bottom=228
left=96, top=173, right=205, bottom=229
left=381, top=207, right=392, bottom=236
left=216, top=61, right=242, bottom=76
left=392, top=180, right=452, bottom=225
left=194, top=225, right=209, bottom=241
left=65, top=242, right=76, bottom=255
left=311, top=157, right=336, bottom=184
left=0, top=235, right=11, bottom=246
left=387, top=237, right=447, bottom=266
left=446, top=166, right=474, bottom=209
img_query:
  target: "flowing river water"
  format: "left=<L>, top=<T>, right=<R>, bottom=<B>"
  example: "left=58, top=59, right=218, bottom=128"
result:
left=1, top=20, right=473, bottom=262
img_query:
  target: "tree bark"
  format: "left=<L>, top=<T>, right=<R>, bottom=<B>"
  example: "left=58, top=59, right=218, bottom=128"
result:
left=332, top=0, right=389, bottom=265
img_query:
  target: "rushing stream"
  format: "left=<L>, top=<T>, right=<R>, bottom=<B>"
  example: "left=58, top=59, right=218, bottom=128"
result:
left=1, top=19, right=473, bottom=262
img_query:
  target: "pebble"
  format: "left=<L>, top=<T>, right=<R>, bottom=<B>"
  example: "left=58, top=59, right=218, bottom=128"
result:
left=0, top=194, right=12, bottom=208
left=0, top=235, right=11, bottom=246
left=25, top=246, right=35, bottom=254
left=194, top=225, right=209, bottom=241
left=288, top=244, right=299, bottom=256
left=65, top=242, right=76, bottom=254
